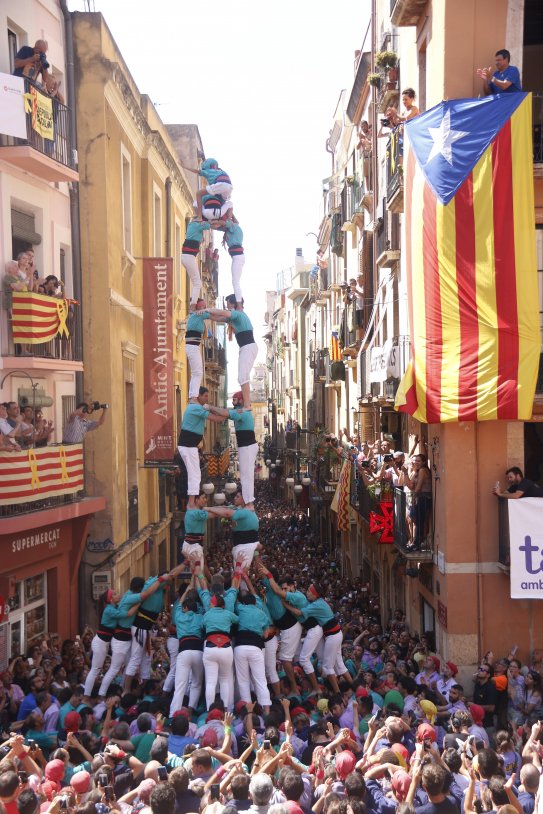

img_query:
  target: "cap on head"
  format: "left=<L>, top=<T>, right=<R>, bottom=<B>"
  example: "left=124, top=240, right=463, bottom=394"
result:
left=232, top=391, right=244, bottom=405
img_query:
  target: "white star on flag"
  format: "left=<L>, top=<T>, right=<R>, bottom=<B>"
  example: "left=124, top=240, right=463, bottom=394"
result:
left=426, top=109, right=469, bottom=165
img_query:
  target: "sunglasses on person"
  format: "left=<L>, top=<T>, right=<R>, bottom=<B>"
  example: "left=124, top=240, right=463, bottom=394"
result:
left=479, top=666, right=490, bottom=673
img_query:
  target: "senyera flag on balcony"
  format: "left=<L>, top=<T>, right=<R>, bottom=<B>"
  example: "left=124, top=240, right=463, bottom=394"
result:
left=0, top=444, right=83, bottom=505
left=395, top=92, right=539, bottom=423
left=11, top=291, right=70, bottom=344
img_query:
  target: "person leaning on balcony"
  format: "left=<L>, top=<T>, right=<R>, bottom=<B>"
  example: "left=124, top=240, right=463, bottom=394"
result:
left=0, top=404, right=23, bottom=450
left=3, top=257, right=32, bottom=312
left=476, top=49, right=522, bottom=94
left=62, top=402, right=107, bottom=445
left=38, top=275, right=65, bottom=299
left=403, top=453, right=432, bottom=550
left=13, top=39, right=50, bottom=85
left=399, top=88, right=419, bottom=121
left=493, top=467, right=543, bottom=499
left=44, top=75, right=64, bottom=105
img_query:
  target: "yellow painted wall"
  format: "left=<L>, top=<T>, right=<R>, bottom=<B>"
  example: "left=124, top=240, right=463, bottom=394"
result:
left=73, top=13, right=193, bottom=553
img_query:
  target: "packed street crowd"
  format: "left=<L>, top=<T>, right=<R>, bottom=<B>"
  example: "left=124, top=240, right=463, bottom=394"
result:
left=1, top=481, right=542, bottom=814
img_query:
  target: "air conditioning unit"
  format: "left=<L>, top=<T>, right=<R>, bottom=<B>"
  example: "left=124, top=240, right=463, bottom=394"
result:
left=18, top=387, right=53, bottom=408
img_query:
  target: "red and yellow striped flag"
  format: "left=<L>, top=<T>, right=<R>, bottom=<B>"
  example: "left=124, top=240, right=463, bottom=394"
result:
left=395, top=93, right=539, bottom=422
left=331, top=459, right=351, bottom=531
left=11, top=291, right=69, bottom=344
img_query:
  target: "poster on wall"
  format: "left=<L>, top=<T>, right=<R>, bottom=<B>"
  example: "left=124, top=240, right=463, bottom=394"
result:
left=143, top=258, right=174, bottom=465
left=0, top=72, right=27, bottom=139
left=508, top=499, right=543, bottom=599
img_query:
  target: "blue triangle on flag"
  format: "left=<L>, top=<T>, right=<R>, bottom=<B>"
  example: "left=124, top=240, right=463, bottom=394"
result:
left=406, top=92, right=527, bottom=205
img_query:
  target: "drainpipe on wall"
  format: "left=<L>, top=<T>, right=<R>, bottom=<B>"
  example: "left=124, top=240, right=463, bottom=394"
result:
left=165, top=176, right=172, bottom=257
left=60, top=0, right=84, bottom=405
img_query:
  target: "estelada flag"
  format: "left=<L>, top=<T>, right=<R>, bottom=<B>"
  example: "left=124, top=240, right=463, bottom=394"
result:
left=395, top=93, right=539, bottom=423
left=329, top=326, right=342, bottom=361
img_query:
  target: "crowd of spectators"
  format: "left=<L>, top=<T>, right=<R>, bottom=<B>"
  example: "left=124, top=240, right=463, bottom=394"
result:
left=313, top=432, right=432, bottom=550
left=0, top=403, right=54, bottom=453
left=0, top=481, right=541, bottom=814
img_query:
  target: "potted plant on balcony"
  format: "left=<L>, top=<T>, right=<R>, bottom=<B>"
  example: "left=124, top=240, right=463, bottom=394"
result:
left=375, top=50, right=399, bottom=83
left=368, top=72, right=381, bottom=88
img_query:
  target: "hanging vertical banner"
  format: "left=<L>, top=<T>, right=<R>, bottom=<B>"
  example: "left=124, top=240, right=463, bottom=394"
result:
left=395, top=93, right=539, bottom=422
left=143, top=258, right=174, bottom=465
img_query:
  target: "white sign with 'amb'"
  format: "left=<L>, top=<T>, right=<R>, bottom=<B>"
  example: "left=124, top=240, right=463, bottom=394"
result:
left=508, top=498, right=543, bottom=599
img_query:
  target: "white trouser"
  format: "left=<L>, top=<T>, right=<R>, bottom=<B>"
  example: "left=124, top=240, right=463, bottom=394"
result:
left=238, top=443, right=258, bottom=504
left=278, top=622, right=303, bottom=662
left=182, top=254, right=201, bottom=304
left=238, top=342, right=258, bottom=386
left=206, top=182, right=233, bottom=198
left=163, top=637, right=179, bottom=693
left=203, top=644, right=234, bottom=710
left=186, top=344, right=204, bottom=399
left=99, top=638, right=131, bottom=696
left=125, top=626, right=152, bottom=679
left=178, top=446, right=201, bottom=495
left=234, top=645, right=271, bottom=707
left=322, top=630, right=344, bottom=675
left=170, top=648, right=204, bottom=714
left=232, top=542, right=259, bottom=571
left=84, top=635, right=110, bottom=696
left=198, top=198, right=232, bottom=222
left=231, top=254, right=245, bottom=303
left=182, top=541, right=204, bottom=563
left=298, top=626, right=324, bottom=675
left=264, top=636, right=279, bottom=684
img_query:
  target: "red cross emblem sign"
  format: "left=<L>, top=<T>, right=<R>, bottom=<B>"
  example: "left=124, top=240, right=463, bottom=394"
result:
left=369, top=501, right=394, bottom=544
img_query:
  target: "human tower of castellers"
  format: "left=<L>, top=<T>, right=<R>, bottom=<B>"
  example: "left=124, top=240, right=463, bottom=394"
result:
left=83, top=159, right=348, bottom=716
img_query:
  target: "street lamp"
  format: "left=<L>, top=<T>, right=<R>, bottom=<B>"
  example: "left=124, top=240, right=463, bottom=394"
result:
left=294, top=484, right=303, bottom=494
left=224, top=481, right=237, bottom=495
left=275, top=458, right=281, bottom=466
left=285, top=476, right=295, bottom=487
left=302, top=475, right=311, bottom=486
left=202, top=482, right=215, bottom=495
left=214, top=492, right=226, bottom=504
left=266, top=458, right=271, bottom=466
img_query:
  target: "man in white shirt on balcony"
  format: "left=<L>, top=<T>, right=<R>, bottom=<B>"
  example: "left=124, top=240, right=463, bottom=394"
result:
left=0, top=403, right=22, bottom=450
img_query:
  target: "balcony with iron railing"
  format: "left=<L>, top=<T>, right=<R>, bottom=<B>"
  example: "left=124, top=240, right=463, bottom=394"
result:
left=204, top=338, right=226, bottom=370
left=386, top=130, right=404, bottom=214
left=2, top=293, right=82, bottom=367
left=350, top=465, right=433, bottom=560
left=0, top=79, right=78, bottom=183
left=0, top=443, right=85, bottom=518
left=497, top=497, right=510, bottom=567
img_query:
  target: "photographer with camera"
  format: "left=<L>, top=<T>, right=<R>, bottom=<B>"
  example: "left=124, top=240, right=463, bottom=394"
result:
left=62, top=402, right=108, bottom=445
left=13, top=40, right=50, bottom=85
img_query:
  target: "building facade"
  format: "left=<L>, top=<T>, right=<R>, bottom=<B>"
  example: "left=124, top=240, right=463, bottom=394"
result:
left=0, top=0, right=105, bottom=658
left=72, top=12, right=226, bottom=624
left=265, top=0, right=543, bottom=670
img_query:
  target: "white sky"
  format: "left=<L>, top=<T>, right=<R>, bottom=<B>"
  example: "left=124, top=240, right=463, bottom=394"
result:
left=68, top=0, right=370, bottom=361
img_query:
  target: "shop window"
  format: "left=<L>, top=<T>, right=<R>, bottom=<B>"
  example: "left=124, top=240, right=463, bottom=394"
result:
left=8, top=574, right=47, bottom=657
